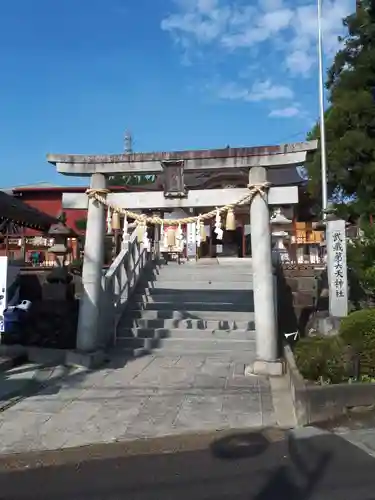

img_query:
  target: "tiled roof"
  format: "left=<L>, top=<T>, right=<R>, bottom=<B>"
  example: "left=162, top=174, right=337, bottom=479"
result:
left=2, top=182, right=62, bottom=191
left=0, top=190, right=59, bottom=230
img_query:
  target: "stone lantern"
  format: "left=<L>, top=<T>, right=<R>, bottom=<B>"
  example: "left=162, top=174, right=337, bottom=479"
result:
left=48, top=222, right=71, bottom=267
left=270, top=208, right=292, bottom=263
left=43, top=222, right=74, bottom=301
left=30, top=221, right=80, bottom=350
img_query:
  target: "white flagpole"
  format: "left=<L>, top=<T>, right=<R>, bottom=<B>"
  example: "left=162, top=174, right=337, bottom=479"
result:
left=317, top=0, right=328, bottom=216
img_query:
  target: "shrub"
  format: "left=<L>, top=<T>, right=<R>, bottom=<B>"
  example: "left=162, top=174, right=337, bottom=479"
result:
left=294, top=336, right=348, bottom=384
left=347, top=224, right=375, bottom=298
left=294, top=336, right=348, bottom=383
left=339, top=308, right=375, bottom=377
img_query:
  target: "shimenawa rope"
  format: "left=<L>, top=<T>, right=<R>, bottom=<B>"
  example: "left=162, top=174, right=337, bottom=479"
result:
left=85, top=182, right=270, bottom=225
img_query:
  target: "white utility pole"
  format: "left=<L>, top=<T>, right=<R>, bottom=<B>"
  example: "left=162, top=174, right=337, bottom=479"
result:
left=317, top=0, right=328, bottom=216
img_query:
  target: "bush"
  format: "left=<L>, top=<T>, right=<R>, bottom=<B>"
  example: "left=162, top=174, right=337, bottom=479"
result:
left=294, top=336, right=349, bottom=384
left=339, top=308, right=375, bottom=377
left=347, top=224, right=375, bottom=298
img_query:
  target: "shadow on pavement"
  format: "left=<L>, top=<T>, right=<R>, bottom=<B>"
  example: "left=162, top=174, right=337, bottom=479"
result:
left=0, top=430, right=375, bottom=499
left=211, top=430, right=331, bottom=500
left=253, top=432, right=331, bottom=500
left=210, top=431, right=270, bottom=460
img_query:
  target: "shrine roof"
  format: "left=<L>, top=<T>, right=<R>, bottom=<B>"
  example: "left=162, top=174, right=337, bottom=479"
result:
left=0, top=190, right=60, bottom=230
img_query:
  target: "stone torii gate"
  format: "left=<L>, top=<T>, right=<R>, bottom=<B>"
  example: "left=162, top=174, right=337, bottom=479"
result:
left=48, top=140, right=317, bottom=374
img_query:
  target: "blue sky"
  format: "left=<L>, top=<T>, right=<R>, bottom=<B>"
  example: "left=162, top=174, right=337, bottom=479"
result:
left=0, top=0, right=353, bottom=187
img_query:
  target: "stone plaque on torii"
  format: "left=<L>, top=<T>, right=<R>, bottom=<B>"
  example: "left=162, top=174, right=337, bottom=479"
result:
left=47, top=140, right=317, bottom=376
left=161, top=160, right=187, bottom=198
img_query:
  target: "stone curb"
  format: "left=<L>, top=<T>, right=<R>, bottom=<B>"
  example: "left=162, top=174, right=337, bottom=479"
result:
left=0, top=426, right=286, bottom=472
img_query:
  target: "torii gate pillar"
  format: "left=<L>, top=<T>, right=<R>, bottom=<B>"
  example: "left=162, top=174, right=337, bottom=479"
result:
left=76, top=173, right=107, bottom=353
left=247, top=167, right=281, bottom=376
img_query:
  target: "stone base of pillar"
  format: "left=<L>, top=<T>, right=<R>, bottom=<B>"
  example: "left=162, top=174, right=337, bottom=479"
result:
left=65, top=349, right=107, bottom=369
left=245, top=359, right=284, bottom=377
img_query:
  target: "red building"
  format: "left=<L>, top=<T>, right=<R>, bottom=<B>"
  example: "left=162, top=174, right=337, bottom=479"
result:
left=12, top=183, right=88, bottom=235
left=11, top=182, right=148, bottom=234
left=0, top=184, right=81, bottom=263
left=4, top=183, right=144, bottom=264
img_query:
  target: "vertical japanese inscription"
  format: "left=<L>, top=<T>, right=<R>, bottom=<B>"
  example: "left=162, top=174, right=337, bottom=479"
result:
left=332, top=231, right=345, bottom=298
left=327, top=219, right=348, bottom=317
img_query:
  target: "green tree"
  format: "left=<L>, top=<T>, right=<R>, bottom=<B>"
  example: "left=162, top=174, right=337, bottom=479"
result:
left=306, top=0, right=375, bottom=221
left=75, top=218, right=87, bottom=232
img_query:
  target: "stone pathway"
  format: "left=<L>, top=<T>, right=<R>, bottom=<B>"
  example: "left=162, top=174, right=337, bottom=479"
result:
left=0, top=352, right=280, bottom=454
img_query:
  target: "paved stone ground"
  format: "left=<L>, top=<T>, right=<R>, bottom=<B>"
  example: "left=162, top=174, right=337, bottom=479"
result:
left=0, top=352, right=278, bottom=454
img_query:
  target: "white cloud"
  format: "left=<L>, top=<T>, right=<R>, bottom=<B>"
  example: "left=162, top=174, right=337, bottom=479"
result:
left=261, top=0, right=285, bottom=11
left=217, top=79, right=294, bottom=102
left=161, top=0, right=232, bottom=44
left=161, top=0, right=353, bottom=77
left=284, top=1, right=353, bottom=75
left=161, top=0, right=353, bottom=119
left=269, top=106, right=300, bottom=118
left=249, top=80, right=294, bottom=101
left=286, top=50, right=315, bottom=77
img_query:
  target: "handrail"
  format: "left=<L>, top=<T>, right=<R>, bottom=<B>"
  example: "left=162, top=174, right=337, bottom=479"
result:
left=105, top=230, right=138, bottom=280
left=98, top=228, right=151, bottom=347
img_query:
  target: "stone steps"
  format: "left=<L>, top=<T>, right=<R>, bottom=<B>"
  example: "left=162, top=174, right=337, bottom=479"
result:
left=138, top=281, right=254, bottom=290
left=150, top=272, right=253, bottom=282
left=121, top=318, right=255, bottom=330
left=117, top=327, right=256, bottom=341
left=114, top=346, right=256, bottom=358
left=116, top=260, right=256, bottom=356
left=128, top=309, right=255, bottom=321
left=133, top=301, right=254, bottom=312
left=115, top=336, right=256, bottom=353
left=160, top=260, right=252, bottom=267
left=133, top=293, right=252, bottom=304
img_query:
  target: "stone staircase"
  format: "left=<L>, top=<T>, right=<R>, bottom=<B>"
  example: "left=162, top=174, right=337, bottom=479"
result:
left=116, top=259, right=256, bottom=358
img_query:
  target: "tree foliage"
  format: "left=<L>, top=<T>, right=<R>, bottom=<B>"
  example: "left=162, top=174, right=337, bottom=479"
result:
left=306, top=0, right=375, bottom=220
left=347, top=223, right=375, bottom=297
left=75, top=218, right=87, bottom=232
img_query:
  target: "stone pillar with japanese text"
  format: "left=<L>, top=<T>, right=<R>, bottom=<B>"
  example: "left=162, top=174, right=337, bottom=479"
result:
left=326, top=219, right=348, bottom=318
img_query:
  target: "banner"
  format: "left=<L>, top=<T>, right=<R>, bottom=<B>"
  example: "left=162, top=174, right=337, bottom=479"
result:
left=0, top=256, right=8, bottom=333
